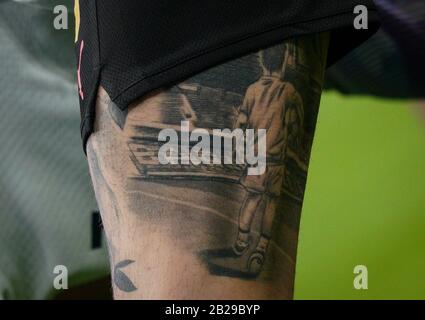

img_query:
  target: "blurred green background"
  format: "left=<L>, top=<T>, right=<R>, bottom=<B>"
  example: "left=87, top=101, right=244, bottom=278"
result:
left=295, top=92, right=425, bottom=300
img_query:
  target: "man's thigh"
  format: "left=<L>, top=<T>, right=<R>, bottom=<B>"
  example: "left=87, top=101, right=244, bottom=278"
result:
left=87, top=32, right=329, bottom=299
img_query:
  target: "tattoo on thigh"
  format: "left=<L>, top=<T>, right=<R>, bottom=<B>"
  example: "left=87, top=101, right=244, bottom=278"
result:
left=90, top=33, right=329, bottom=294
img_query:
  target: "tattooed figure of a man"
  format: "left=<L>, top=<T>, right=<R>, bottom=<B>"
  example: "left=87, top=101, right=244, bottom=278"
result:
left=232, top=44, right=303, bottom=276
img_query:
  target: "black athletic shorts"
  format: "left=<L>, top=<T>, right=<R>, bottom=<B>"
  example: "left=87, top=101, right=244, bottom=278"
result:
left=75, top=0, right=380, bottom=152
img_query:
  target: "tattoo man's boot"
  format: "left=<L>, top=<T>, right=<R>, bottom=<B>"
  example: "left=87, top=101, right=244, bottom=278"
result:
left=233, top=230, right=250, bottom=256
left=247, top=235, right=269, bottom=276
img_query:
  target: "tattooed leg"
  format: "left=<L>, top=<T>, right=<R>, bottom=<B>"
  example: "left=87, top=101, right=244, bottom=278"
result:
left=234, top=193, right=263, bottom=255
left=87, top=33, right=330, bottom=299
left=249, top=196, right=278, bottom=271
left=260, top=196, right=277, bottom=243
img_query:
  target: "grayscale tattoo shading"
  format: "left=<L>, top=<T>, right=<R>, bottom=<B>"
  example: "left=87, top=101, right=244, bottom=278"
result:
left=90, top=33, right=329, bottom=297
left=87, top=143, right=121, bottom=221
left=113, top=260, right=137, bottom=293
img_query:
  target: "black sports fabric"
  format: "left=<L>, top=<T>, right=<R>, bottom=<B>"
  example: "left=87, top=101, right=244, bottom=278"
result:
left=76, top=0, right=380, bottom=151
left=326, top=0, right=425, bottom=98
